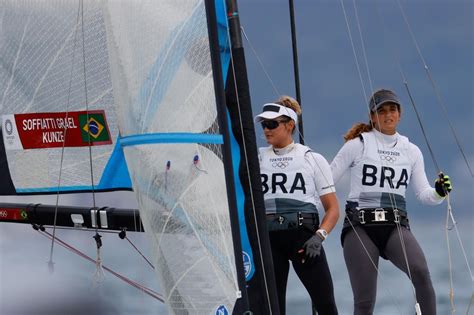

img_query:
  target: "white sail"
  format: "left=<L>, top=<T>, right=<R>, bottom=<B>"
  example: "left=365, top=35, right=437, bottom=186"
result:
left=0, top=0, right=130, bottom=194
left=102, top=1, right=240, bottom=313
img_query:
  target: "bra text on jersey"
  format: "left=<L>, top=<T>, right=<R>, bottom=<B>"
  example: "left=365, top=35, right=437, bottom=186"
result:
left=261, top=173, right=306, bottom=194
left=362, top=164, right=408, bottom=189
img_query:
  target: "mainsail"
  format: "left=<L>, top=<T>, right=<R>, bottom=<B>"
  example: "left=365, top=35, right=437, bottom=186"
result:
left=0, top=0, right=279, bottom=314
left=0, top=0, right=131, bottom=194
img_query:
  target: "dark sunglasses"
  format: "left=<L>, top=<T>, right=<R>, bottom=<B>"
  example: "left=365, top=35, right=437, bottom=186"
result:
left=261, top=119, right=289, bottom=130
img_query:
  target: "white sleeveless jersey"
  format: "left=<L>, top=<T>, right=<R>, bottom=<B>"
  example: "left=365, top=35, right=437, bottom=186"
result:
left=259, top=143, right=335, bottom=214
left=349, top=131, right=412, bottom=210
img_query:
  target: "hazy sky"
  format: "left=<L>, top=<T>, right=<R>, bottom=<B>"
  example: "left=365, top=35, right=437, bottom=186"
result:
left=1, top=1, right=472, bottom=314
left=239, top=0, right=473, bottom=218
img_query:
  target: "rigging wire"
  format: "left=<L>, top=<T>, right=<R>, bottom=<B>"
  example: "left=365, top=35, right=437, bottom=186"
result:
left=240, top=27, right=281, bottom=97
left=125, top=236, right=155, bottom=270
left=339, top=0, right=416, bottom=311
left=79, top=0, right=103, bottom=282
left=242, top=3, right=405, bottom=312
left=402, top=83, right=441, bottom=173
left=242, top=4, right=411, bottom=311
left=45, top=226, right=155, bottom=271
left=39, top=229, right=163, bottom=302
left=80, top=0, right=97, bottom=210
left=49, top=0, right=82, bottom=272
left=374, top=2, right=474, bottom=312
left=394, top=0, right=473, bottom=178
left=243, top=2, right=473, bottom=313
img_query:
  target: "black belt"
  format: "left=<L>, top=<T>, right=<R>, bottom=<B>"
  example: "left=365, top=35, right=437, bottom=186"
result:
left=266, top=212, right=319, bottom=231
left=346, top=207, right=409, bottom=227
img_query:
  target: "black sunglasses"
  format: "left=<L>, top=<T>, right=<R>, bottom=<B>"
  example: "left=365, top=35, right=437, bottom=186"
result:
left=261, top=119, right=289, bottom=130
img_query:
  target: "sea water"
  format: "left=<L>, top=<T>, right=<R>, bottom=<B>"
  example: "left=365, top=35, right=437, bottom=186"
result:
left=1, top=216, right=472, bottom=314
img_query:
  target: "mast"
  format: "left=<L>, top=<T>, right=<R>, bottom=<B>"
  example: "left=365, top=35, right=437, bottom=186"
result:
left=288, top=0, right=304, bottom=144
left=225, top=0, right=281, bottom=314
left=205, top=0, right=250, bottom=312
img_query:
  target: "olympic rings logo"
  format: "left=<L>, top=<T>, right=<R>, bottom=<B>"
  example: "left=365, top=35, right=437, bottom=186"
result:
left=380, top=155, right=396, bottom=163
left=272, top=161, right=289, bottom=169
left=0, top=210, right=8, bottom=218
left=5, top=119, right=13, bottom=135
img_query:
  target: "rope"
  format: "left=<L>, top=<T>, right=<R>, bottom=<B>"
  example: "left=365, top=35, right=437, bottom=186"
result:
left=445, top=194, right=474, bottom=314
left=445, top=199, right=456, bottom=314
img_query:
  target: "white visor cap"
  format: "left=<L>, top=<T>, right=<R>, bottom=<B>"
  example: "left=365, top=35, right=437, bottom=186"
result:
left=254, top=103, right=298, bottom=124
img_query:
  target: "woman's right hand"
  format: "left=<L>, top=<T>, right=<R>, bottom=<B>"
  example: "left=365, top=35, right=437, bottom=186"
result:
left=435, top=173, right=452, bottom=197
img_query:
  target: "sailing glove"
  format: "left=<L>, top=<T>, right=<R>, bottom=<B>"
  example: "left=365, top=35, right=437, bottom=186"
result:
left=435, top=173, right=452, bottom=197
left=301, top=235, right=323, bottom=264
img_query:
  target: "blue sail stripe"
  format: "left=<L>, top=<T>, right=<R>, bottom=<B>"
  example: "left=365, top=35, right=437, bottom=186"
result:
left=98, top=136, right=132, bottom=188
left=17, top=186, right=99, bottom=193
left=120, top=133, right=224, bottom=147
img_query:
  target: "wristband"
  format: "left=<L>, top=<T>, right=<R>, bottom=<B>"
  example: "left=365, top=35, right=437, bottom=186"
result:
left=316, top=229, right=328, bottom=241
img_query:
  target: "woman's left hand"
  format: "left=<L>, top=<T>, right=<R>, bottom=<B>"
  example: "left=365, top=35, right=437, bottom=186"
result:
left=300, top=235, right=323, bottom=264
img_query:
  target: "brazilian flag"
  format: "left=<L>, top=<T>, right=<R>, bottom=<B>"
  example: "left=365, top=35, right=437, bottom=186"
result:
left=79, top=113, right=110, bottom=143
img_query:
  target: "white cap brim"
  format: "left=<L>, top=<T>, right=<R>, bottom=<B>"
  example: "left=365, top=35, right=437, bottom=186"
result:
left=254, top=103, right=298, bottom=124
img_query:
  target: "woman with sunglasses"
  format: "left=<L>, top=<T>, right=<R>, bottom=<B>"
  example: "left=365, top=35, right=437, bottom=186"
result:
left=330, top=89, right=452, bottom=315
left=255, top=95, right=340, bottom=315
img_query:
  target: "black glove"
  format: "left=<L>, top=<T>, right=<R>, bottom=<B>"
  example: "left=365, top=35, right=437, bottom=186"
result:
left=300, top=235, right=323, bottom=264
left=435, top=173, right=452, bottom=197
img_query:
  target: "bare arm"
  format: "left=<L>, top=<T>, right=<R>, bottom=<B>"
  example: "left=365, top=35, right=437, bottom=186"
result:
left=319, top=192, right=340, bottom=234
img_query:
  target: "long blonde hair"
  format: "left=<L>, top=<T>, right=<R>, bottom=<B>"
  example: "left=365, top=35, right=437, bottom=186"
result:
left=274, top=95, right=301, bottom=134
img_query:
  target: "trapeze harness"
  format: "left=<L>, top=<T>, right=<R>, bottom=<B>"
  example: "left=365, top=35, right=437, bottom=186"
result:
left=341, top=132, right=412, bottom=253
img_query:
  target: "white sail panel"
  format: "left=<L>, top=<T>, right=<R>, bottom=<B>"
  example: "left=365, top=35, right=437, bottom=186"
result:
left=0, top=0, right=129, bottom=193
left=103, top=0, right=240, bottom=314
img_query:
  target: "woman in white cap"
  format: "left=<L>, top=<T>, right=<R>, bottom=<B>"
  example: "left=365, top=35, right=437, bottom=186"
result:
left=330, top=88, right=452, bottom=315
left=255, top=95, right=340, bottom=315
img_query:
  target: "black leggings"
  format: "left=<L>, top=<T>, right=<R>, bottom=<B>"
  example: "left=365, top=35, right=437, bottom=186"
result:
left=343, top=225, right=436, bottom=315
left=269, top=228, right=338, bottom=315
